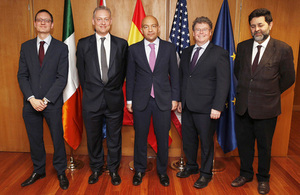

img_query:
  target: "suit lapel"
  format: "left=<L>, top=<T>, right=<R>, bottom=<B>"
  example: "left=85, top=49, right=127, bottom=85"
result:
left=154, top=39, right=164, bottom=72
left=30, top=38, right=40, bottom=70
left=140, top=40, right=152, bottom=73
left=89, top=35, right=102, bottom=80
left=108, top=35, right=117, bottom=79
left=253, top=38, right=275, bottom=76
left=40, top=38, right=55, bottom=72
left=191, top=42, right=213, bottom=74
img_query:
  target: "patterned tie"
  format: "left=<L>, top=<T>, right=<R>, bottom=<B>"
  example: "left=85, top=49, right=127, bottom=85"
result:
left=190, top=47, right=201, bottom=72
left=149, top=43, right=156, bottom=98
left=39, top=41, right=45, bottom=66
left=100, top=37, right=108, bottom=84
left=252, top=45, right=262, bottom=73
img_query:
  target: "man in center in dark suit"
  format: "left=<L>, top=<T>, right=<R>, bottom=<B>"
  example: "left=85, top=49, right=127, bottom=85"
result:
left=126, top=15, right=180, bottom=187
left=76, top=6, right=128, bottom=186
left=176, top=16, right=230, bottom=189
left=231, top=8, right=295, bottom=194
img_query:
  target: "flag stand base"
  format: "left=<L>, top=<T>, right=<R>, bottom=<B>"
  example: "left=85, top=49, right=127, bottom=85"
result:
left=67, top=156, right=84, bottom=170
left=212, top=158, right=225, bottom=172
left=170, top=157, right=185, bottom=171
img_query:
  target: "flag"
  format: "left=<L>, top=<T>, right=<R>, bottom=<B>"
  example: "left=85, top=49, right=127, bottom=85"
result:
left=99, top=0, right=106, bottom=6
left=62, top=0, right=83, bottom=150
left=211, top=0, right=237, bottom=153
left=127, top=0, right=172, bottom=153
left=169, top=0, right=190, bottom=138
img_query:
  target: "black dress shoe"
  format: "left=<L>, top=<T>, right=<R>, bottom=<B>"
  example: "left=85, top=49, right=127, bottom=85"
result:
left=133, top=172, right=145, bottom=186
left=231, top=176, right=253, bottom=187
left=58, top=174, right=69, bottom=190
left=110, top=172, right=121, bottom=186
left=158, top=174, right=169, bottom=186
left=88, top=171, right=103, bottom=184
left=193, top=176, right=212, bottom=189
left=258, top=181, right=270, bottom=194
left=176, top=168, right=199, bottom=178
left=21, top=172, right=46, bottom=187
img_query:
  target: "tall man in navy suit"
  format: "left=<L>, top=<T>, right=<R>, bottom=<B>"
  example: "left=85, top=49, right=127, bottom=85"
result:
left=231, top=8, right=295, bottom=194
left=17, top=9, right=69, bottom=190
left=176, top=17, right=230, bottom=189
left=76, top=6, right=128, bottom=186
left=126, top=16, right=180, bottom=187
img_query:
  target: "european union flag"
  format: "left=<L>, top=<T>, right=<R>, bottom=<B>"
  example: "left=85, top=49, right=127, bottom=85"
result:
left=212, top=0, right=237, bottom=153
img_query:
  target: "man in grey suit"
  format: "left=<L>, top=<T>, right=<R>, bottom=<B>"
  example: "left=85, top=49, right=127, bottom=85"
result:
left=176, top=16, right=230, bottom=189
left=126, top=15, right=180, bottom=187
left=17, top=9, right=69, bottom=190
left=76, top=6, right=128, bottom=186
left=231, top=8, right=295, bottom=194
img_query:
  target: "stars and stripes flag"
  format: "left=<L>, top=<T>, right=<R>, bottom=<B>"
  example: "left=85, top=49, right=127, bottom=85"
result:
left=62, top=0, right=83, bottom=150
left=211, top=0, right=237, bottom=153
left=169, top=0, right=190, bottom=138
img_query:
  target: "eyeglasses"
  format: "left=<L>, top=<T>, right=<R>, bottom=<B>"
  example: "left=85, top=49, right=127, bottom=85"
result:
left=35, top=18, right=52, bottom=23
left=194, top=28, right=210, bottom=33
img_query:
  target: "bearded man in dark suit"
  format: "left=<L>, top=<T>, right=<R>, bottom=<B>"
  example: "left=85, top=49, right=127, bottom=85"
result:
left=231, top=8, right=295, bottom=194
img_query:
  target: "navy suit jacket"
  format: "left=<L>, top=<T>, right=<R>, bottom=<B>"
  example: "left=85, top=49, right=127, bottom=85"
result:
left=126, top=38, right=180, bottom=111
left=179, top=42, right=230, bottom=114
left=17, top=37, right=69, bottom=109
left=76, top=34, right=128, bottom=113
left=234, top=38, right=295, bottom=119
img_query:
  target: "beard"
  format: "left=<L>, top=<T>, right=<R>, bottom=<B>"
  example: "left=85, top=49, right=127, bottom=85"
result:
left=252, top=30, right=270, bottom=42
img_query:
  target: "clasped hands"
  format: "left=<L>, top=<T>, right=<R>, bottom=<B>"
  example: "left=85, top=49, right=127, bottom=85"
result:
left=29, top=98, right=47, bottom=112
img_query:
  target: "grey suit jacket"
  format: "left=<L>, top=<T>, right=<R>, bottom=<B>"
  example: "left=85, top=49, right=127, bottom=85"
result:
left=234, top=37, right=295, bottom=119
left=17, top=37, right=69, bottom=109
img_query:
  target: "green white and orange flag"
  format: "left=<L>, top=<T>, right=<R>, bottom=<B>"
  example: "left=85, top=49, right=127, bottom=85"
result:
left=62, top=0, right=83, bottom=150
left=127, top=0, right=172, bottom=153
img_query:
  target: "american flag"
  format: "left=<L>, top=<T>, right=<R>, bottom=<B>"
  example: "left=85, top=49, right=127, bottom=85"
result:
left=169, top=0, right=190, bottom=137
left=169, top=0, right=190, bottom=58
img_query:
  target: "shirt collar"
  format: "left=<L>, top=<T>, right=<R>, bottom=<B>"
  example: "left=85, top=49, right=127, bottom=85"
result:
left=37, top=35, right=52, bottom=45
left=96, top=32, right=111, bottom=42
left=195, top=40, right=210, bottom=50
left=144, top=37, right=159, bottom=47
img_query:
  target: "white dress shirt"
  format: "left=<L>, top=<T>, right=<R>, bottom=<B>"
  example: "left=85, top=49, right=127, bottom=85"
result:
left=96, top=33, right=111, bottom=78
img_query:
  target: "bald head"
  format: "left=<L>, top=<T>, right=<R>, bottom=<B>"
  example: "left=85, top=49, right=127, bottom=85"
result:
left=141, top=15, right=160, bottom=42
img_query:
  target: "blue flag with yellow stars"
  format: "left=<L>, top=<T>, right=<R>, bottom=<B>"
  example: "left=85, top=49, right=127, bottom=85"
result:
left=212, top=0, right=237, bottom=153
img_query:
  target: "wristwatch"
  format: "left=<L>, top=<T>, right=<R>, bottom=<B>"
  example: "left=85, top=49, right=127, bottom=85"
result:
left=42, top=98, right=48, bottom=105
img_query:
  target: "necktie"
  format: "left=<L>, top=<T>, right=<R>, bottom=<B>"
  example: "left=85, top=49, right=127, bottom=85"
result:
left=100, top=37, right=108, bottom=84
left=149, top=43, right=156, bottom=98
left=190, top=47, right=201, bottom=72
left=252, top=45, right=262, bottom=73
left=39, top=41, right=45, bottom=66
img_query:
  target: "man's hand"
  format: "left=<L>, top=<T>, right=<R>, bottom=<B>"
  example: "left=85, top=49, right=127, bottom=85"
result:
left=127, top=103, right=133, bottom=113
left=177, top=102, right=182, bottom=113
left=172, top=101, right=178, bottom=111
left=29, top=98, right=47, bottom=112
left=210, top=109, right=221, bottom=119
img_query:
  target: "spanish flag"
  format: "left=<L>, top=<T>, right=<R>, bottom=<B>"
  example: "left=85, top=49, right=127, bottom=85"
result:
left=126, top=0, right=172, bottom=153
left=62, top=0, right=83, bottom=150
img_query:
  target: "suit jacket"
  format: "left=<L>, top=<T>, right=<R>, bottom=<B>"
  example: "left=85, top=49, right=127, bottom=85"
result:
left=179, top=42, right=230, bottom=114
left=126, top=38, right=180, bottom=111
left=17, top=37, right=69, bottom=109
left=234, top=38, right=295, bottom=119
left=76, top=34, right=128, bottom=113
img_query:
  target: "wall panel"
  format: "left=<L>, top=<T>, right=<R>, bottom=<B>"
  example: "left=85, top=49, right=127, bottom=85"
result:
left=0, top=0, right=299, bottom=158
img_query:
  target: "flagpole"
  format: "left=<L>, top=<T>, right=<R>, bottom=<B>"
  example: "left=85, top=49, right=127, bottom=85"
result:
left=212, top=133, right=225, bottom=172
left=170, top=137, right=185, bottom=171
